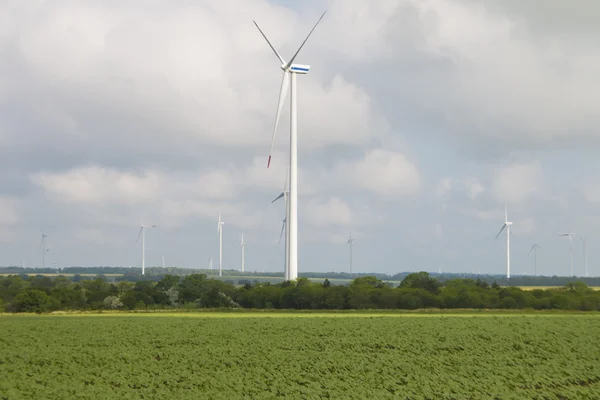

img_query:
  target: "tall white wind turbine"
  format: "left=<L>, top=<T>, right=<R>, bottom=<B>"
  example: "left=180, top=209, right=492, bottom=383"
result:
left=217, top=213, right=225, bottom=277
left=136, top=221, right=157, bottom=275
left=495, top=203, right=513, bottom=280
left=346, top=232, right=354, bottom=274
left=528, top=244, right=541, bottom=276
left=209, top=256, right=213, bottom=271
left=559, top=232, right=576, bottom=277
left=271, top=167, right=290, bottom=280
left=240, top=234, right=246, bottom=272
left=254, top=11, right=327, bottom=281
left=579, top=235, right=588, bottom=277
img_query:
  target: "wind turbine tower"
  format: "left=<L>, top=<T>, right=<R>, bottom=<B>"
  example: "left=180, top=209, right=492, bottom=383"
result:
left=240, top=234, right=246, bottom=272
left=41, top=233, right=48, bottom=268
left=136, top=222, right=157, bottom=275
left=529, top=244, right=541, bottom=276
left=217, top=213, right=225, bottom=277
left=254, top=11, right=327, bottom=281
left=346, top=232, right=354, bottom=274
left=580, top=236, right=588, bottom=277
left=495, top=203, right=513, bottom=280
left=272, top=167, right=290, bottom=280
left=559, top=232, right=576, bottom=277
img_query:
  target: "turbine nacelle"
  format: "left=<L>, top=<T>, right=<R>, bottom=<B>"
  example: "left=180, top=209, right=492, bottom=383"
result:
left=282, top=63, right=311, bottom=74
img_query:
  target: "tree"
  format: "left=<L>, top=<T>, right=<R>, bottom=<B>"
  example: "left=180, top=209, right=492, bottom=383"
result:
left=322, top=279, right=331, bottom=288
left=400, top=272, right=441, bottom=294
left=103, top=295, right=124, bottom=310
left=12, top=289, right=59, bottom=313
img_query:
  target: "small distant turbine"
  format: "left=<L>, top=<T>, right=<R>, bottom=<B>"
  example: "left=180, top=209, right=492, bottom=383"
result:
left=559, top=232, right=576, bottom=277
left=40, top=233, right=49, bottom=268
left=528, top=244, right=541, bottom=276
left=209, top=256, right=213, bottom=270
left=579, top=235, right=588, bottom=278
left=240, top=234, right=246, bottom=272
left=217, top=213, right=225, bottom=277
left=495, top=202, right=513, bottom=280
left=136, top=221, right=158, bottom=275
left=346, top=232, right=354, bottom=274
left=272, top=167, right=290, bottom=280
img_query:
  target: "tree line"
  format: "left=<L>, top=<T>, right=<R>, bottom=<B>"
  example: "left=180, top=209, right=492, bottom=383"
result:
left=2, top=266, right=599, bottom=287
left=1, top=272, right=599, bottom=313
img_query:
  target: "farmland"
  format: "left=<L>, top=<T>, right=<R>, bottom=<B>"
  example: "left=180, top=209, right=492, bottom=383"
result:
left=1, top=313, right=600, bottom=398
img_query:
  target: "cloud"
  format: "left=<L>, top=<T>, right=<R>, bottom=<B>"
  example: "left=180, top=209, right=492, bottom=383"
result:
left=304, top=198, right=351, bottom=228
left=336, top=149, right=421, bottom=198
left=1, top=0, right=599, bottom=275
left=582, top=184, right=600, bottom=204
left=490, top=162, right=543, bottom=204
left=30, top=166, right=162, bottom=206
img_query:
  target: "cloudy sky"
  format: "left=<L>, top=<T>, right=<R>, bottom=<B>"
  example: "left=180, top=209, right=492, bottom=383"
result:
left=1, top=0, right=599, bottom=276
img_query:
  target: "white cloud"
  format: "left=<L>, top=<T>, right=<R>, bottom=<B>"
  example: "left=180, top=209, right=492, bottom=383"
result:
left=435, top=176, right=484, bottom=201
left=304, top=198, right=351, bottom=228
left=337, top=149, right=421, bottom=198
left=490, top=162, right=543, bottom=204
left=582, top=184, right=600, bottom=204
left=30, top=166, right=162, bottom=206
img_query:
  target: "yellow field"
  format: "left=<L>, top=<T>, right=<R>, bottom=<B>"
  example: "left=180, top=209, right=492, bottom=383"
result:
left=518, top=286, right=600, bottom=291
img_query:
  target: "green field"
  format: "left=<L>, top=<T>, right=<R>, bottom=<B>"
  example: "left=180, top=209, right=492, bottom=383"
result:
left=1, top=312, right=599, bottom=398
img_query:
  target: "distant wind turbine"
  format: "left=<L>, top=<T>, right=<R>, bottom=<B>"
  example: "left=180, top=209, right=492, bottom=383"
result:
left=40, top=233, right=49, bottom=268
left=346, top=232, right=354, bottom=274
left=495, top=202, right=513, bottom=280
left=240, top=234, right=246, bottom=272
left=559, top=232, right=576, bottom=277
left=579, top=235, right=588, bottom=277
left=271, top=167, right=290, bottom=280
left=136, top=221, right=157, bottom=275
left=528, top=244, right=541, bottom=276
left=162, top=255, right=165, bottom=269
left=209, top=256, right=213, bottom=271
left=254, top=10, right=327, bottom=281
left=217, top=213, right=225, bottom=277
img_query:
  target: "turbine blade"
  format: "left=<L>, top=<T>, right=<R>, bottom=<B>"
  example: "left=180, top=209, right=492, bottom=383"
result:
left=279, top=220, right=285, bottom=244
left=136, top=226, right=143, bottom=242
left=267, top=71, right=290, bottom=168
left=284, top=10, right=327, bottom=69
left=253, top=20, right=286, bottom=65
left=271, top=192, right=285, bottom=203
left=528, top=245, right=535, bottom=254
left=495, top=224, right=506, bottom=239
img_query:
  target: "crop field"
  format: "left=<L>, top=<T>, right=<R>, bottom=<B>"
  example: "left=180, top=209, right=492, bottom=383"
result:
left=1, top=313, right=600, bottom=399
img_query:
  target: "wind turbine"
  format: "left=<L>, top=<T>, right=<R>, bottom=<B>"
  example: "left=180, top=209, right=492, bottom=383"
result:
left=40, top=233, right=49, bottom=268
left=240, top=234, right=246, bottom=272
left=495, top=202, right=513, bottom=280
left=559, top=232, right=576, bottom=277
left=209, top=256, right=213, bottom=271
left=217, top=213, right=224, bottom=277
left=254, top=10, right=327, bottom=281
left=136, top=221, right=157, bottom=275
left=346, top=232, right=354, bottom=274
left=579, top=235, right=588, bottom=277
left=271, top=167, right=290, bottom=280
left=528, top=244, right=541, bottom=276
